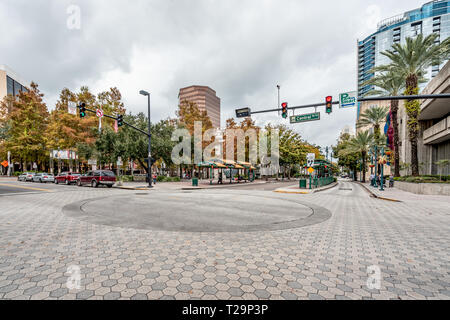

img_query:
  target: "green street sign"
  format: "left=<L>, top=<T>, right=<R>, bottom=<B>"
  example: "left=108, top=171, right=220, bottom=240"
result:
left=290, top=112, right=320, bottom=124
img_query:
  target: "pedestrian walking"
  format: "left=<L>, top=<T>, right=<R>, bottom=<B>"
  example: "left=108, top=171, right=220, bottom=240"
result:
left=152, top=173, right=157, bottom=185
left=389, top=175, right=394, bottom=188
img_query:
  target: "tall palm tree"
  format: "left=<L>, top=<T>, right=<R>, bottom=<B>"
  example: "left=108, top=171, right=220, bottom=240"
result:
left=340, top=131, right=373, bottom=183
left=357, top=106, right=389, bottom=142
left=363, top=71, right=404, bottom=177
left=377, top=33, right=450, bottom=176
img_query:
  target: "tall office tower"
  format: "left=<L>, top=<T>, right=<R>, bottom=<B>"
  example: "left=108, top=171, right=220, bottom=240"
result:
left=357, top=1, right=450, bottom=97
left=178, top=85, right=221, bottom=129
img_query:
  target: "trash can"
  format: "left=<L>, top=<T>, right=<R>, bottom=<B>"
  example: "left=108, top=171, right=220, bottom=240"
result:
left=192, top=178, right=198, bottom=187
left=299, top=179, right=307, bottom=189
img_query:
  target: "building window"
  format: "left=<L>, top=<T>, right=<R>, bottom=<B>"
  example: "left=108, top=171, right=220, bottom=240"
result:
left=7, top=76, right=14, bottom=95
left=411, top=22, right=422, bottom=36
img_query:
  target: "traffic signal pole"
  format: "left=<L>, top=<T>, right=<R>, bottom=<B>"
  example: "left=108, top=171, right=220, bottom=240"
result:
left=240, top=93, right=450, bottom=117
left=80, top=106, right=150, bottom=137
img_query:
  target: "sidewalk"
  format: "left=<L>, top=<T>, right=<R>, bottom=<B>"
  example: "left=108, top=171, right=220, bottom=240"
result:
left=359, top=182, right=450, bottom=203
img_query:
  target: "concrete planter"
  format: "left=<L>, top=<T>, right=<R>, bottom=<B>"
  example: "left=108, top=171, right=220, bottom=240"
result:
left=395, top=181, right=450, bottom=196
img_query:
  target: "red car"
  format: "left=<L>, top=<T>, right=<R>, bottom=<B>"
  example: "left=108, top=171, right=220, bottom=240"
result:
left=55, top=172, right=81, bottom=185
left=77, top=170, right=116, bottom=188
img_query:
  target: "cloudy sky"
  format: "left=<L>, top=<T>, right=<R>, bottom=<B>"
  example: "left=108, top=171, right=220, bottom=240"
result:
left=0, top=0, right=427, bottom=149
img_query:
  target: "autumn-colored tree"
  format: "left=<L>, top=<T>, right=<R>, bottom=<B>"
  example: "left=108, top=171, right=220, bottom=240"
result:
left=3, top=83, right=49, bottom=171
left=97, top=87, right=126, bottom=129
left=46, top=88, right=98, bottom=172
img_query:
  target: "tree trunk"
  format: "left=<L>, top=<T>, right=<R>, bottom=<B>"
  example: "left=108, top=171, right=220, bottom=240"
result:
left=362, top=152, right=367, bottom=183
left=391, top=100, right=401, bottom=177
left=405, top=74, right=420, bottom=177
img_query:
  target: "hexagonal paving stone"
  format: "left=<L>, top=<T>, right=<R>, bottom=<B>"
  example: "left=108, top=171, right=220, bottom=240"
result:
left=76, top=290, right=94, bottom=300
left=131, top=293, right=148, bottom=300
left=0, top=284, right=18, bottom=293
left=103, top=292, right=121, bottom=300
left=146, top=272, right=160, bottom=279
left=50, top=288, right=69, bottom=298
left=191, top=274, right=206, bottom=282
left=123, top=270, right=137, bottom=278
left=228, top=287, right=244, bottom=297
left=215, top=276, right=229, bottom=284
left=177, top=284, right=193, bottom=293
left=238, top=277, right=253, bottom=285
left=151, top=282, right=167, bottom=291
left=202, top=286, right=218, bottom=295
left=254, top=289, right=270, bottom=299
left=24, top=286, right=43, bottom=296
left=102, top=279, right=118, bottom=287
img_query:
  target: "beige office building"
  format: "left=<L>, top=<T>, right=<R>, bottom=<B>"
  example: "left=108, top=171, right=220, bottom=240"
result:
left=0, top=65, right=29, bottom=112
left=178, top=85, right=221, bottom=129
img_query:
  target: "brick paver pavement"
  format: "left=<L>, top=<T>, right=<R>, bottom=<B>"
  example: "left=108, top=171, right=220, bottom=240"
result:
left=0, top=181, right=449, bottom=300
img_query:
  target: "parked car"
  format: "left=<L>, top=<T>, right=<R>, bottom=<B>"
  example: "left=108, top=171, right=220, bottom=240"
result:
left=55, top=172, right=81, bottom=185
left=32, top=173, right=55, bottom=183
left=77, top=170, right=116, bottom=188
left=18, top=172, right=33, bottom=182
left=24, top=172, right=36, bottom=182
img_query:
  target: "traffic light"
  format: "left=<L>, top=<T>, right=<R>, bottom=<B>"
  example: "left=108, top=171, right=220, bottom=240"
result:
left=117, top=114, right=124, bottom=127
left=281, top=102, right=288, bottom=119
left=325, top=96, right=333, bottom=114
left=79, top=103, right=86, bottom=118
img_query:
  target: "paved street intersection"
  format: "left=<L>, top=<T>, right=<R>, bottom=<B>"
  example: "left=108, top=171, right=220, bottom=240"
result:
left=0, top=180, right=449, bottom=300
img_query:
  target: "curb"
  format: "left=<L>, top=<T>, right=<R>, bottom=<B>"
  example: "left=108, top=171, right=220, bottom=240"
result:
left=181, top=181, right=268, bottom=191
left=357, top=182, right=402, bottom=202
left=312, top=182, right=339, bottom=193
left=114, top=185, right=150, bottom=191
left=274, top=182, right=338, bottom=195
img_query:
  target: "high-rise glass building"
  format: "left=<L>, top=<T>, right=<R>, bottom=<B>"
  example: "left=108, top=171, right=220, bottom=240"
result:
left=357, top=0, right=450, bottom=97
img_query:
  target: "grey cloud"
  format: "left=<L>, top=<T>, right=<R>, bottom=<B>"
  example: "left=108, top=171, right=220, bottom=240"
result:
left=1, top=0, right=426, bottom=148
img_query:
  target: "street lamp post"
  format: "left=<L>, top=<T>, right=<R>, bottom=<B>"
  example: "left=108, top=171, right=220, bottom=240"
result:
left=374, top=145, right=378, bottom=187
left=139, top=90, right=153, bottom=188
left=277, top=85, right=280, bottom=116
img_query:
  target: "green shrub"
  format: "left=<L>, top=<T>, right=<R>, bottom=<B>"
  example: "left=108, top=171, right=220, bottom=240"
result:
left=120, top=175, right=134, bottom=182
left=14, top=172, right=23, bottom=177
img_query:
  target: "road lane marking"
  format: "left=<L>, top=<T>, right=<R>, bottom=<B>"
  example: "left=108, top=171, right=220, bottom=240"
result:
left=0, top=183, right=54, bottom=192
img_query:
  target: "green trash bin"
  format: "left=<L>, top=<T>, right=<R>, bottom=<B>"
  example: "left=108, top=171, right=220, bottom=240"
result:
left=299, top=179, right=307, bottom=189
left=192, top=178, right=198, bottom=187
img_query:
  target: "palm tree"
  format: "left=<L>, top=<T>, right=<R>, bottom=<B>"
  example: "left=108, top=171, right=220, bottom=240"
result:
left=363, top=71, right=404, bottom=177
left=377, top=33, right=450, bottom=176
left=340, top=131, right=373, bottom=183
left=357, top=106, right=389, bottom=141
